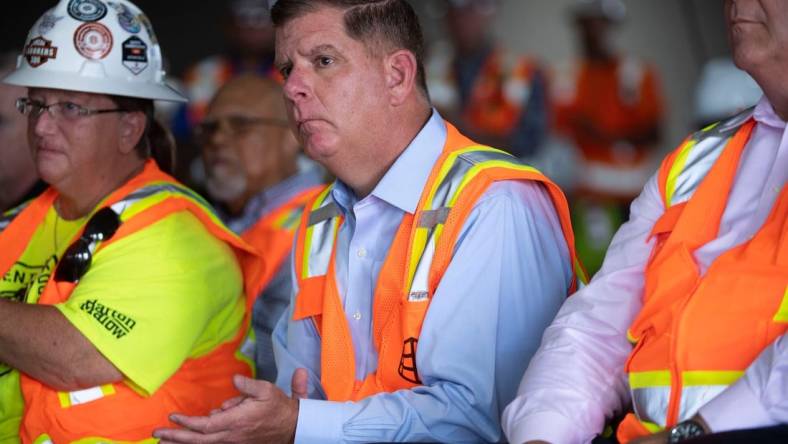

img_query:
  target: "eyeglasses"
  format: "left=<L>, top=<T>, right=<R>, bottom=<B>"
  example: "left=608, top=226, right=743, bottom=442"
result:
left=54, top=207, right=121, bottom=283
left=16, top=98, right=128, bottom=122
left=194, top=115, right=289, bottom=144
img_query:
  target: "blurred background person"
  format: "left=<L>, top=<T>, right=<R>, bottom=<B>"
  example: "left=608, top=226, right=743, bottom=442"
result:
left=0, top=52, right=44, bottom=214
left=197, top=74, right=323, bottom=383
left=172, top=0, right=280, bottom=185
left=552, top=0, right=664, bottom=275
left=426, top=0, right=549, bottom=158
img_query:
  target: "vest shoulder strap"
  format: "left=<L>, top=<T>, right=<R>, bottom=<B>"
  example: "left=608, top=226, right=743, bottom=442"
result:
left=660, top=107, right=754, bottom=208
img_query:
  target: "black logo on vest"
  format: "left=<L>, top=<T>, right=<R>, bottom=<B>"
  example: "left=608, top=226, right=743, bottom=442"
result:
left=398, top=337, right=422, bottom=384
left=80, top=299, right=136, bottom=339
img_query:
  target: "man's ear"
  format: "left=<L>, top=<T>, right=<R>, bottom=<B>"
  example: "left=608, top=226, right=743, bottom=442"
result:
left=118, top=111, right=146, bottom=155
left=384, top=49, right=419, bottom=107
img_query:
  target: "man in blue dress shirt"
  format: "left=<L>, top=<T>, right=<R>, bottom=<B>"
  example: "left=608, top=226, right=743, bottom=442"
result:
left=154, top=1, right=575, bottom=442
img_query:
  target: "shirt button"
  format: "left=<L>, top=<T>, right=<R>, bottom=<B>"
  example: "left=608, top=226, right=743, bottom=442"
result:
left=357, top=247, right=367, bottom=258
left=353, top=311, right=362, bottom=321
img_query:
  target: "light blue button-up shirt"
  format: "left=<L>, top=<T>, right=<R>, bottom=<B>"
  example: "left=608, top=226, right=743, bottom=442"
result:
left=273, top=110, right=573, bottom=442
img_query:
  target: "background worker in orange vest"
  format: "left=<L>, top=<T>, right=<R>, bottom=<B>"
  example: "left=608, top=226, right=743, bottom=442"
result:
left=0, top=1, right=265, bottom=441
left=554, top=0, right=664, bottom=276
left=427, top=0, right=550, bottom=159
left=196, top=74, right=324, bottom=382
left=0, top=52, right=45, bottom=213
left=503, top=0, right=787, bottom=443
left=154, top=0, right=582, bottom=442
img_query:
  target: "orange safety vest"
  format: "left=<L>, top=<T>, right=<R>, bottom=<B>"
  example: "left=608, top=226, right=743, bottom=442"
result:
left=240, top=186, right=323, bottom=291
left=291, top=121, right=587, bottom=401
left=617, top=109, right=788, bottom=442
left=0, top=160, right=266, bottom=443
left=428, top=47, right=539, bottom=137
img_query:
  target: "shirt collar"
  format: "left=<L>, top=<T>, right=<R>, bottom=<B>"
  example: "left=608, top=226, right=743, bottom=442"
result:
left=753, top=95, right=786, bottom=129
left=369, top=109, right=447, bottom=213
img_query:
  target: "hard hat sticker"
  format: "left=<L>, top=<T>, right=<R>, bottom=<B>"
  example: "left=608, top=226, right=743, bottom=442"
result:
left=122, top=36, right=148, bottom=75
left=74, top=22, right=113, bottom=60
left=68, top=0, right=108, bottom=22
left=24, top=36, right=59, bottom=68
left=107, top=2, right=141, bottom=34
left=38, top=11, right=64, bottom=35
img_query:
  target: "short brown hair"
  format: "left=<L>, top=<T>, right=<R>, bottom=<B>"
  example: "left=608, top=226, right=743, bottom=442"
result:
left=271, top=0, right=428, bottom=97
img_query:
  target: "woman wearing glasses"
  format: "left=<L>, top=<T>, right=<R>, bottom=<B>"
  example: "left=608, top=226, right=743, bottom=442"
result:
left=0, top=0, right=264, bottom=442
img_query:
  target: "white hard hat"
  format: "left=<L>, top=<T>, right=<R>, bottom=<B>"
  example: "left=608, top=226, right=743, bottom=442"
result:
left=2, top=0, right=186, bottom=102
left=694, top=57, right=762, bottom=125
left=572, top=0, right=626, bottom=22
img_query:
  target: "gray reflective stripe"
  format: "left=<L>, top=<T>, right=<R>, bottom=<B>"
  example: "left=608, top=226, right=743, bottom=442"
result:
left=632, top=386, right=669, bottom=427
left=408, top=148, right=522, bottom=296
left=108, top=183, right=218, bottom=220
left=669, top=108, right=753, bottom=207
left=679, top=385, right=727, bottom=422
left=308, top=201, right=340, bottom=226
left=305, top=193, right=340, bottom=278
left=670, top=135, right=728, bottom=206
left=0, top=201, right=32, bottom=232
left=418, top=207, right=450, bottom=228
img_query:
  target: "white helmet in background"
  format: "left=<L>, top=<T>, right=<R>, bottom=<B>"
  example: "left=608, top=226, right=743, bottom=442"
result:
left=2, top=0, right=186, bottom=102
left=694, top=57, right=761, bottom=127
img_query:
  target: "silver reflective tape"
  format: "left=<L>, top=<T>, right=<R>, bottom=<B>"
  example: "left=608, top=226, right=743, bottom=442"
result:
left=308, top=201, right=340, bottom=227
left=110, top=183, right=215, bottom=217
left=306, top=219, right=336, bottom=278
left=670, top=135, right=727, bottom=206
left=457, top=149, right=517, bottom=166
left=632, top=386, right=669, bottom=427
left=409, top=234, right=436, bottom=296
left=679, top=385, right=727, bottom=422
left=431, top=159, right=468, bottom=211
left=418, top=207, right=450, bottom=228
left=671, top=108, right=754, bottom=206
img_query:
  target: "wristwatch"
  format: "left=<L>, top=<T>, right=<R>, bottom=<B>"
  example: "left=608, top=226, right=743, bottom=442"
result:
left=667, top=419, right=707, bottom=443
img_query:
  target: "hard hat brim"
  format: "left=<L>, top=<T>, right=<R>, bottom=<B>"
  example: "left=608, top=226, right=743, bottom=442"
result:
left=2, top=68, right=188, bottom=103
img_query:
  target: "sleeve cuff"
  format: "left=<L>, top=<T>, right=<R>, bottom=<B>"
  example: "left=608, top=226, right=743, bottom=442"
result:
left=698, top=378, right=776, bottom=433
left=504, top=411, right=593, bottom=444
left=294, top=398, right=345, bottom=444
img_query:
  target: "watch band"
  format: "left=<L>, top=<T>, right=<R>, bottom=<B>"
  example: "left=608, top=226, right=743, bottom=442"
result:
left=668, top=419, right=707, bottom=443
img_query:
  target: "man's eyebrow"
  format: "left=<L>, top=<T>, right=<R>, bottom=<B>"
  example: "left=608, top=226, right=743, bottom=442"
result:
left=305, top=44, right=341, bottom=57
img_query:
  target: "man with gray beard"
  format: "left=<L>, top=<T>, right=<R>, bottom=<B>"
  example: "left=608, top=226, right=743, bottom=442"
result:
left=196, top=74, right=324, bottom=382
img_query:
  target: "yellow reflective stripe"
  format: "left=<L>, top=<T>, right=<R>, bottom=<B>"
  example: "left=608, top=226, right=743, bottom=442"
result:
left=626, top=330, right=638, bottom=344
left=301, top=187, right=333, bottom=279
left=118, top=181, right=226, bottom=230
left=57, top=384, right=116, bottom=408
left=574, top=256, right=589, bottom=285
left=33, top=435, right=53, bottom=444
left=642, top=420, right=663, bottom=433
left=665, top=139, right=696, bottom=207
left=405, top=145, right=496, bottom=288
left=405, top=150, right=537, bottom=290
left=702, top=122, right=719, bottom=132
left=72, top=437, right=159, bottom=444
left=681, top=371, right=744, bottom=386
left=629, top=370, right=671, bottom=388
left=774, top=286, right=788, bottom=323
